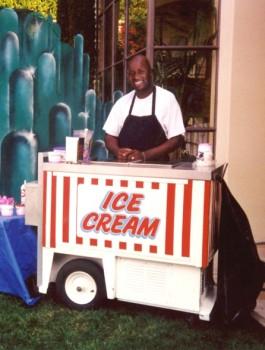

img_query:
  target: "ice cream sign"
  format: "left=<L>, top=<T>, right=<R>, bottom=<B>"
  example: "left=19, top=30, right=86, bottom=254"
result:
left=77, top=178, right=165, bottom=240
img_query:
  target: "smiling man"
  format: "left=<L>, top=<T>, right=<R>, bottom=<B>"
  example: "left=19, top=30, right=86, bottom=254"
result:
left=103, top=54, right=185, bottom=162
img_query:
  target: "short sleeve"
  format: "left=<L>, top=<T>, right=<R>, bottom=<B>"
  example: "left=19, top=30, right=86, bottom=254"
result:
left=165, top=93, right=185, bottom=139
left=103, top=93, right=133, bottom=137
left=103, top=99, right=126, bottom=137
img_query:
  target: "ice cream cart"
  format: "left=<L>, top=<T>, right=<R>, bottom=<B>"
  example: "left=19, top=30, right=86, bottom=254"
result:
left=25, top=153, right=224, bottom=321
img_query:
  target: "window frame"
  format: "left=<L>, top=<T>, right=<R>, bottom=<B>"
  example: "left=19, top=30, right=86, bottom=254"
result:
left=95, top=0, right=220, bottom=155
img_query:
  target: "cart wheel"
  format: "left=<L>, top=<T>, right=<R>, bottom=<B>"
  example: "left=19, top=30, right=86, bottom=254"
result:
left=56, top=259, right=106, bottom=310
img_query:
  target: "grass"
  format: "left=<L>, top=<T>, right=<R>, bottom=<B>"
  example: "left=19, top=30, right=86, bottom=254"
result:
left=0, top=287, right=264, bottom=350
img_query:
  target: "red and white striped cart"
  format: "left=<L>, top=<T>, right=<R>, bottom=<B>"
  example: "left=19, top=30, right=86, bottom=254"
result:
left=26, top=153, right=224, bottom=321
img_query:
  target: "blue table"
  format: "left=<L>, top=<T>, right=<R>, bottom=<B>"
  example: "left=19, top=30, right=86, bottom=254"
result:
left=0, top=214, right=39, bottom=305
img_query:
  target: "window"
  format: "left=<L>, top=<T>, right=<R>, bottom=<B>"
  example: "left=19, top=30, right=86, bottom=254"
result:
left=96, top=0, right=147, bottom=100
left=95, top=0, right=219, bottom=156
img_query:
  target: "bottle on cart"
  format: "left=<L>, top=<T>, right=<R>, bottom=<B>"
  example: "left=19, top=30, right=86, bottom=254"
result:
left=21, top=180, right=26, bottom=205
left=83, top=128, right=94, bottom=163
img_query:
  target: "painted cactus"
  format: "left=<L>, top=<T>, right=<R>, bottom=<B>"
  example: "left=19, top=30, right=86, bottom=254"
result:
left=1, top=131, right=37, bottom=200
left=0, top=8, right=103, bottom=201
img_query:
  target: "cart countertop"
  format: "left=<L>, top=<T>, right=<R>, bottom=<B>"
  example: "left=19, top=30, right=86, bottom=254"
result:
left=40, top=156, right=225, bottom=181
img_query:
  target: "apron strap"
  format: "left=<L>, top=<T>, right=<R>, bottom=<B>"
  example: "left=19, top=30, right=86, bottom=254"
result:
left=128, top=93, right=137, bottom=115
left=151, top=86, right=156, bottom=115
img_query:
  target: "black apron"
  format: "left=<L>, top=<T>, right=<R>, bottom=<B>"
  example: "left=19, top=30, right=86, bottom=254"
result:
left=118, top=87, right=168, bottom=160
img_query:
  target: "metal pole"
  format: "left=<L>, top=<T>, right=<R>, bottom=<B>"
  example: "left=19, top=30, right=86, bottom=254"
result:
left=146, top=0, right=154, bottom=68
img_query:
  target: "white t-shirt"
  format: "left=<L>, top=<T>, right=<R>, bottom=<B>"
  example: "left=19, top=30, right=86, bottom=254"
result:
left=103, top=85, right=185, bottom=139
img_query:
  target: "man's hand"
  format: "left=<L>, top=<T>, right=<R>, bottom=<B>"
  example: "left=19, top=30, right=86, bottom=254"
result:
left=117, top=148, right=133, bottom=162
left=127, top=150, right=145, bottom=162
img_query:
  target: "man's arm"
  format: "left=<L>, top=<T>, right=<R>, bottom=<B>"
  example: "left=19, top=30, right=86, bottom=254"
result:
left=105, top=133, right=184, bottom=162
left=104, top=134, right=119, bottom=157
left=104, top=134, right=133, bottom=161
left=129, top=135, right=185, bottom=162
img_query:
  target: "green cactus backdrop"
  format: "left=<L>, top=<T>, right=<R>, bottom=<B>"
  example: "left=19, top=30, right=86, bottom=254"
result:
left=0, top=7, right=109, bottom=201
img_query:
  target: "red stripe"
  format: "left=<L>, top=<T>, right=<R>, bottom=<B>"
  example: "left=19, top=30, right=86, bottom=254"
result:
left=78, top=177, right=84, bottom=184
left=152, top=182, right=159, bottom=189
left=120, top=180, right=128, bottom=187
left=182, top=180, right=192, bottom=257
left=202, top=181, right=211, bottom=268
left=105, top=240, right=112, bottom=248
left=91, top=178, right=98, bottom=185
left=165, top=183, right=176, bottom=255
left=106, top=179, right=113, bottom=186
left=119, top=242, right=127, bottom=250
left=42, top=171, right=47, bottom=247
left=62, top=177, right=70, bottom=242
left=50, top=175, right=57, bottom=248
left=134, top=243, right=142, bottom=251
left=76, top=177, right=84, bottom=244
left=150, top=245, right=157, bottom=254
left=90, top=239, right=97, bottom=246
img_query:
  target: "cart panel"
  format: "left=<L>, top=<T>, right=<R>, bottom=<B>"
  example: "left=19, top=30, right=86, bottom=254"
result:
left=42, top=170, right=213, bottom=267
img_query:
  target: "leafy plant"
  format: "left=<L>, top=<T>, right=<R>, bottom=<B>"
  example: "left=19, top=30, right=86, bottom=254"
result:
left=0, top=0, right=57, bottom=18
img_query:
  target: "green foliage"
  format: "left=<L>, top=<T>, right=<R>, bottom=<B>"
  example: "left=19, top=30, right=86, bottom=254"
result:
left=119, top=0, right=147, bottom=23
left=117, top=0, right=147, bottom=55
left=0, top=0, right=57, bottom=19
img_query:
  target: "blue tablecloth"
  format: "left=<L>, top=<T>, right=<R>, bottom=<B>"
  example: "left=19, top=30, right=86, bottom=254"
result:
left=0, top=214, right=39, bottom=305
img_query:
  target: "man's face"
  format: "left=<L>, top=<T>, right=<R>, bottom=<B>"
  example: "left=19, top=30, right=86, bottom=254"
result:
left=127, top=56, right=153, bottom=98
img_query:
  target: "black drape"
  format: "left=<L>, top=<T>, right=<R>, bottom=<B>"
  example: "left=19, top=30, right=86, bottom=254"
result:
left=216, top=178, right=265, bottom=324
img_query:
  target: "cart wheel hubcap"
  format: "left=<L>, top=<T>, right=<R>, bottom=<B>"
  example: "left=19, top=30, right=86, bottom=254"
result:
left=65, top=271, right=97, bottom=305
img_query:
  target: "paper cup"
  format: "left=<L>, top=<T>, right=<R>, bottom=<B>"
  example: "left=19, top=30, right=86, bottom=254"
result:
left=48, top=152, right=62, bottom=163
left=1, top=204, right=14, bottom=216
left=16, top=205, right=25, bottom=216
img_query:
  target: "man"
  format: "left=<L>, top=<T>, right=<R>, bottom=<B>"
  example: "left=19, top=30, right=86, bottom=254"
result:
left=103, top=54, right=185, bottom=162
